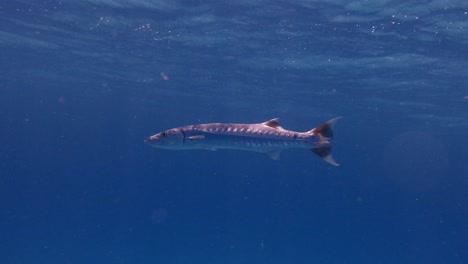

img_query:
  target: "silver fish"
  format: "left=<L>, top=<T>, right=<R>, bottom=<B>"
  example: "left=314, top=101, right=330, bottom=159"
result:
left=145, top=117, right=340, bottom=166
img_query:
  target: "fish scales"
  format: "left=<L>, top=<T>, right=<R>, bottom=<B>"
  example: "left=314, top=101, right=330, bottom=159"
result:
left=184, top=123, right=308, bottom=139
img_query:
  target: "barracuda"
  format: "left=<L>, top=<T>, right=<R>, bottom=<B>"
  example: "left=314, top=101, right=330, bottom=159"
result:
left=145, top=117, right=340, bottom=166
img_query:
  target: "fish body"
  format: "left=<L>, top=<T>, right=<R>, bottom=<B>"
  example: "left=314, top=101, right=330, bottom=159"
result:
left=145, top=117, right=340, bottom=165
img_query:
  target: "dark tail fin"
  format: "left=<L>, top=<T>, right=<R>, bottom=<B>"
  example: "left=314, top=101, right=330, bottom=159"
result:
left=309, top=117, right=341, bottom=166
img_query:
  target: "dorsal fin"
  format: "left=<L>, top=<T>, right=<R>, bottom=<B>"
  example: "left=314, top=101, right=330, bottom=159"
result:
left=262, top=118, right=283, bottom=129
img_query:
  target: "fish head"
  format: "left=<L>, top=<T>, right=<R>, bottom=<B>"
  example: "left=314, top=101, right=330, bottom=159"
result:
left=145, top=128, right=184, bottom=149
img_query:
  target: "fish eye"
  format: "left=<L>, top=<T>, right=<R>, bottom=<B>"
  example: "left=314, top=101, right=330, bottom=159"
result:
left=161, top=132, right=167, bottom=137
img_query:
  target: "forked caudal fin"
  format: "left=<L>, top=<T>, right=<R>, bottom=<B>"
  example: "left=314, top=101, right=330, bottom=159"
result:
left=309, top=117, right=341, bottom=166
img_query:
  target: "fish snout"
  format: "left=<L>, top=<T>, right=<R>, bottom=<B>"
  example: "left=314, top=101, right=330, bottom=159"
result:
left=144, top=135, right=157, bottom=144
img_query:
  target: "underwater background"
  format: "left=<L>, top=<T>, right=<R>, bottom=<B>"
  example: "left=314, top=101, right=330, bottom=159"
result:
left=1, top=0, right=467, bottom=263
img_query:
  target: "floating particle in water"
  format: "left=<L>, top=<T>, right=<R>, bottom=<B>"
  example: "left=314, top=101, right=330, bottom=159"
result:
left=151, top=208, right=168, bottom=224
left=356, top=196, right=363, bottom=204
left=90, top=16, right=110, bottom=30
left=464, top=95, right=468, bottom=100
left=160, top=72, right=169, bottom=81
left=135, top=23, right=151, bottom=31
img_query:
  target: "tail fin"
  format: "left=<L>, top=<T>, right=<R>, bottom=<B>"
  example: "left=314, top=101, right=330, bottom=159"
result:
left=309, top=117, right=341, bottom=166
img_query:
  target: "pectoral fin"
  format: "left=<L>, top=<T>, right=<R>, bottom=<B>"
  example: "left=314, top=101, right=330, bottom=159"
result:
left=188, top=135, right=205, bottom=141
left=265, top=151, right=281, bottom=160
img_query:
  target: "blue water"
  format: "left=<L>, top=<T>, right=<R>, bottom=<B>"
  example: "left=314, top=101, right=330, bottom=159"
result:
left=1, top=1, right=468, bottom=263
